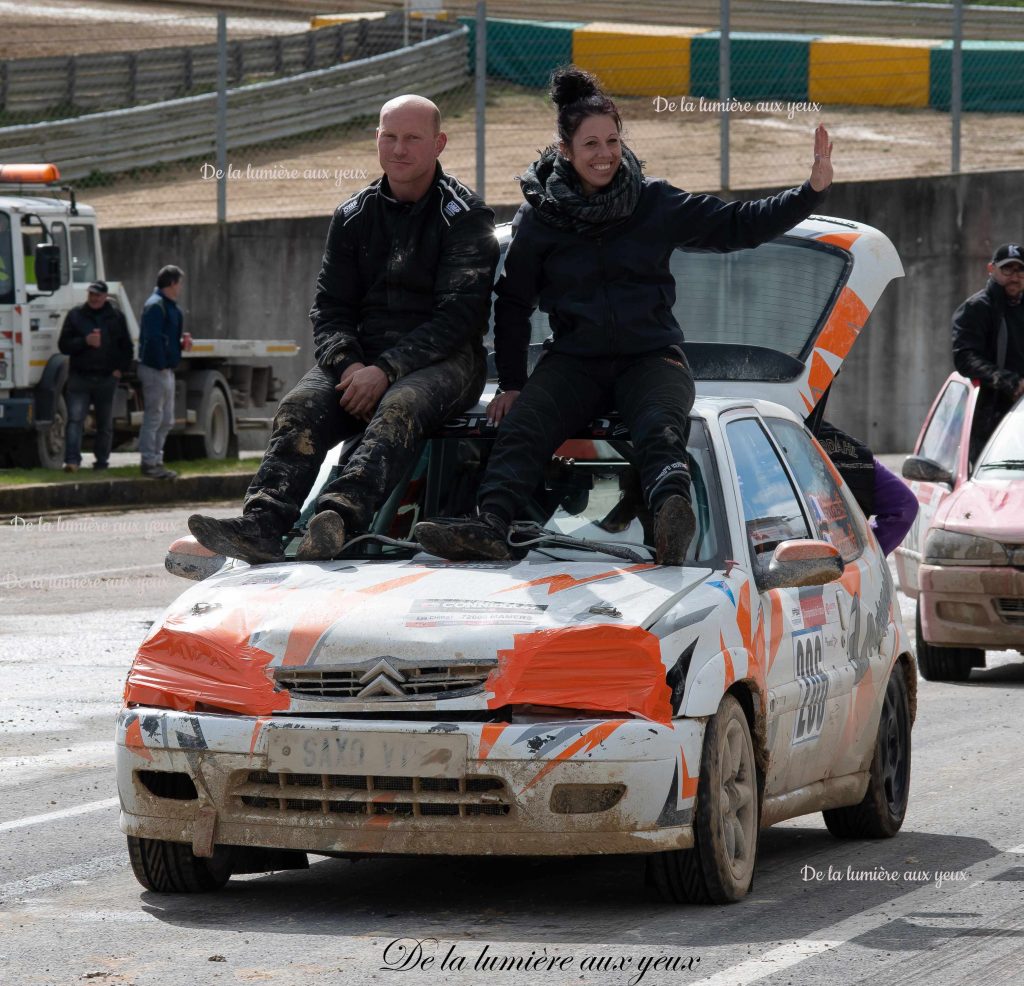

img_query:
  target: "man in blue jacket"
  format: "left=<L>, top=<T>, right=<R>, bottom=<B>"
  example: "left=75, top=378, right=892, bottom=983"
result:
left=137, top=265, right=186, bottom=479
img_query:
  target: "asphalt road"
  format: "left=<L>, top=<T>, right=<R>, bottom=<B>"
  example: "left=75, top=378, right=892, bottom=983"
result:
left=1, top=504, right=1023, bottom=986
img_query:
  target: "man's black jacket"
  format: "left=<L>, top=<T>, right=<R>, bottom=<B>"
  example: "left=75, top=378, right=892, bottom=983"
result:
left=58, top=301, right=133, bottom=376
left=951, top=278, right=1023, bottom=397
left=493, top=177, right=826, bottom=392
left=310, top=166, right=498, bottom=383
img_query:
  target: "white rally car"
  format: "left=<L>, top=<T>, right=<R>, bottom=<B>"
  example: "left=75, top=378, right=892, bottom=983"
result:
left=116, top=216, right=913, bottom=905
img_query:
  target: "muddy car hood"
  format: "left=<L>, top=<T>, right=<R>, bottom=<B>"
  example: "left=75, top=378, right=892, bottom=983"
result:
left=935, top=477, right=1024, bottom=543
left=125, top=556, right=712, bottom=719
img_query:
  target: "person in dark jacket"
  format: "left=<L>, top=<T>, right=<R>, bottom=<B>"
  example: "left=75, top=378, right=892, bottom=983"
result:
left=814, top=421, right=917, bottom=556
left=952, top=243, right=1024, bottom=461
left=416, top=66, right=833, bottom=565
left=58, top=280, right=133, bottom=471
left=188, top=94, right=499, bottom=564
left=137, top=265, right=187, bottom=480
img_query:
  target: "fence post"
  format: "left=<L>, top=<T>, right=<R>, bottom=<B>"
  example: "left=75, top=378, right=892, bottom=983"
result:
left=951, top=0, right=963, bottom=174
left=67, top=55, right=77, bottom=109
left=475, top=1, right=486, bottom=198
left=217, top=12, right=228, bottom=224
left=0, top=62, right=7, bottom=115
left=719, top=0, right=730, bottom=191
left=334, top=24, right=346, bottom=64
left=127, top=52, right=138, bottom=106
left=184, top=48, right=194, bottom=94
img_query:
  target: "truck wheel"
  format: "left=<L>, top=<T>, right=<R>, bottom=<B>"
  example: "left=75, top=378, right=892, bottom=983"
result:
left=16, top=392, right=66, bottom=469
left=915, top=599, right=981, bottom=682
left=127, top=835, right=232, bottom=893
left=647, top=694, right=758, bottom=904
left=823, top=665, right=910, bottom=838
left=181, top=378, right=232, bottom=460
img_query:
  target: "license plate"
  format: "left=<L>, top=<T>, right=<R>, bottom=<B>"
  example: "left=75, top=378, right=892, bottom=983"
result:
left=266, top=729, right=467, bottom=778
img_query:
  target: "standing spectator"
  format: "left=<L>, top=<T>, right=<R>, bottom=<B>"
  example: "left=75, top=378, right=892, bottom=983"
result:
left=952, top=243, right=1024, bottom=460
left=138, top=265, right=188, bottom=479
left=57, top=280, right=133, bottom=472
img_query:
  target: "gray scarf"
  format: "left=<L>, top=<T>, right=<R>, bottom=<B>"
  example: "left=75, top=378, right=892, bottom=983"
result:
left=518, top=144, right=644, bottom=236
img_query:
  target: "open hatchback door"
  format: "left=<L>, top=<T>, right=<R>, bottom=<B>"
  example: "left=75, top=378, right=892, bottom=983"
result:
left=680, top=216, right=904, bottom=415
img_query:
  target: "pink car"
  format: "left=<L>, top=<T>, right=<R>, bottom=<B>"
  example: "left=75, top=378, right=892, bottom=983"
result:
left=895, top=372, right=1024, bottom=680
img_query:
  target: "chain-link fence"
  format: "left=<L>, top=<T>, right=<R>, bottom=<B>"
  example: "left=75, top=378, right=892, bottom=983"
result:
left=1, top=0, right=1022, bottom=227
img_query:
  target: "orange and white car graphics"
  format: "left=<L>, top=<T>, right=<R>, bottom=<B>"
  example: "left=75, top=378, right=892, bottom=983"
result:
left=116, top=216, right=911, bottom=860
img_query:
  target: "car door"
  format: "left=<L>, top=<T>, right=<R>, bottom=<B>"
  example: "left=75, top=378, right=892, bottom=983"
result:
left=764, top=417, right=886, bottom=773
left=896, top=377, right=974, bottom=595
left=723, top=414, right=848, bottom=798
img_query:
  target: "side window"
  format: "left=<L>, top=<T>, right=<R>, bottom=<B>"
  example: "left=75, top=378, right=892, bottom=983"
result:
left=727, top=417, right=811, bottom=571
left=766, top=418, right=865, bottom=563
left=21, top=222, right=70, bottom=286
left=70, top=225, right=98, bottom=284
left=0, top=212, right=13, bottom=304
left=919, top=382, right=968, bottom=475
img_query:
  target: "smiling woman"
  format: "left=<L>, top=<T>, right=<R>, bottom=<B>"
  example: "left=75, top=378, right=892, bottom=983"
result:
left=415, top=65, right=834, bottom=568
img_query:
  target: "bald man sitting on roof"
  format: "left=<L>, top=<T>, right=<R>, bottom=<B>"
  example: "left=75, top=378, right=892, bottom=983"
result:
left=189, top=95, right=499, bottom=564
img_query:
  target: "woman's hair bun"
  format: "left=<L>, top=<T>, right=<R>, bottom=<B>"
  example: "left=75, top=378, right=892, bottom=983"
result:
left=550, top=66, right=602, bottom=107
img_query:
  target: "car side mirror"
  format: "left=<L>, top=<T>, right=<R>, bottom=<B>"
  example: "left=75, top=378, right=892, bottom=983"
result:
left=759, top=539, right=844, bottom=590
left=901, top=454, right=953, bottom=486
left=33, top=243, right=61, bottom=292
left=165, top=534, right=225, bottom=581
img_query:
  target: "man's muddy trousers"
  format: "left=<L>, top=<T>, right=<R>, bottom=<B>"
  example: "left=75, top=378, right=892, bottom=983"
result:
left=243, top=345, right=486, bottom=535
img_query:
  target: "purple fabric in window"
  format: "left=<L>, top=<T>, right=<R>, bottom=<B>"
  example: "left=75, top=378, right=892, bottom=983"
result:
left=869, top=458, right=919, bottom=555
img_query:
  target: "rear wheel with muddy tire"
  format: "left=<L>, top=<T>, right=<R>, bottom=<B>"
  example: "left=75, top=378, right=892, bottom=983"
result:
left=127, top=835, right=233, bottom=893
left=647, top=693, right=759, bottom=904
left=915, top=599, right=982, bottom=682
left=823, top=665, right=911, bottom=839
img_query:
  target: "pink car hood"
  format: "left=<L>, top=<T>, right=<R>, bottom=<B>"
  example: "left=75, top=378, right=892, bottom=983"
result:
left=936, top=478, right=1024, bottom=543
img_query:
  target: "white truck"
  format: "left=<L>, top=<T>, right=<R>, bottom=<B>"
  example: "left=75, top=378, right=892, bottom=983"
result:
left=0, top=164, right=297, bottom=468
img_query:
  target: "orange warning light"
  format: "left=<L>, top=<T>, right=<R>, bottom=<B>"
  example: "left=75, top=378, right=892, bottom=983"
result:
left=0, top=163, right=61, bottom=184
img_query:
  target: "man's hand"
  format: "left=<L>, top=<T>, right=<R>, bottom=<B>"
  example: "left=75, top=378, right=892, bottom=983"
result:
left=85, top=329, right=102, bottom=349
left=112, top=369, right=121, bottom=379
left=809, top=124, right=833, bottom=192
left=486, top=390, right=520, bottom=426
left=1015, top=378, right=1024, bottom=400
left=336, top=364, right=389, bottom=421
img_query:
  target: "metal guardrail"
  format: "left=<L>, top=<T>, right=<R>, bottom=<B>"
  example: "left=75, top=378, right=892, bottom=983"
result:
left=0, top=25, right=467, bottom=181
left=0, top=19, right=439, bottom=117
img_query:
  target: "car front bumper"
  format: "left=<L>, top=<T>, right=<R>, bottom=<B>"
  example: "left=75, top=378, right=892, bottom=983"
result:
left=919, top=563, right=1024, bottom=649
left=116, top=709, right=700, bottom=857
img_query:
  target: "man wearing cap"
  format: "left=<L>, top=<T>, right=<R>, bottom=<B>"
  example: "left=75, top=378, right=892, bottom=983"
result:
left=57, top=280, right=133, bottom=472
left=138, top=265, right=187, bottom=480
left=952, top=243, right=1024, bottom=459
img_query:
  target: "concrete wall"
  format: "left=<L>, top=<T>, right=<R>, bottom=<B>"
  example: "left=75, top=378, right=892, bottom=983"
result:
left=102, top=170, right=1023, bottom=453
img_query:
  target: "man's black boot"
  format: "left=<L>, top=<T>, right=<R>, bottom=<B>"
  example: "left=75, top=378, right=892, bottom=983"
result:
left=295, top=510, right=347, bottom=561
left=187, top=514, right=285, bottom=565
left=414, top=511, right=518, bottom=561
left=653, top=495, right=696, bottom=566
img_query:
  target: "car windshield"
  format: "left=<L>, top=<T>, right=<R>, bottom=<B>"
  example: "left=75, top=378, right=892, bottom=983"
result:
left=976, top=400, right=1024, bottom=475
left=293, top=420, right=727, bottom=566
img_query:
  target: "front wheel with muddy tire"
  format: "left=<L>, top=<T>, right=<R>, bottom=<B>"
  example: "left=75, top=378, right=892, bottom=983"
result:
left=127, top=836, right=233, bottom=893
left=823, top=665, right=911, bottom=839
left=647, top=693, right=759, bottom=904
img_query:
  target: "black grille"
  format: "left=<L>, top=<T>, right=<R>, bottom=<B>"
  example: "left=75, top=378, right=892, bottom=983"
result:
left=274, top=663, right=496, bottom=700
left=233, top=770, right=510, bottom=818
left=996, top=598, right=1024, bottom=625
